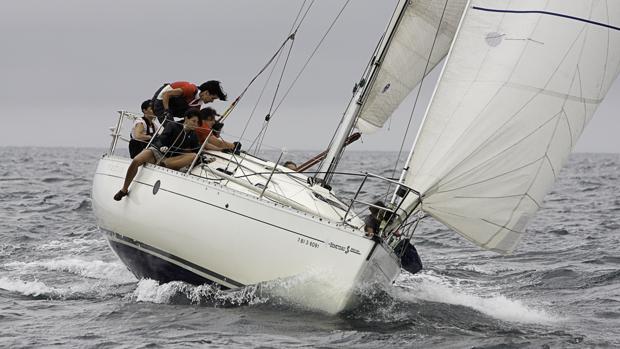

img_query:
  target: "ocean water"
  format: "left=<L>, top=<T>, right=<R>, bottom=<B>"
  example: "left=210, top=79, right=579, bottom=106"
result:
left=1, top=146, right=619, bottom=348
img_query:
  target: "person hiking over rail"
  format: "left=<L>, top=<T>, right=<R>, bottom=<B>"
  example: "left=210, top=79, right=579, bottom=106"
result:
left=128, top=100, right=161, bottom=158
left=151, top=80, right=227, bottom=122
left=113, top=109, right=202, bottom=201
left=195, top=107, right=239, bottom=152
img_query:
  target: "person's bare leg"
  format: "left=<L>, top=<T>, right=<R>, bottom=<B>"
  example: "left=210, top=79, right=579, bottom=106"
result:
left=122, top=149, right=156, bottom=190
left=162, top=153, right=197, bottom=170
left=114, top=149, right=156, bottom=200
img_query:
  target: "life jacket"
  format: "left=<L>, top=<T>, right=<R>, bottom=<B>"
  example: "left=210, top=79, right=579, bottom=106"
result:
left=142, top=116, right=156, bottom=136
left=129, top=117, right=157, bottom=158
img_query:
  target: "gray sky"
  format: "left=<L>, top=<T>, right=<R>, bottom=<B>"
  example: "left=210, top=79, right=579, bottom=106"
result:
left=0, top=0, right=618, bottom=153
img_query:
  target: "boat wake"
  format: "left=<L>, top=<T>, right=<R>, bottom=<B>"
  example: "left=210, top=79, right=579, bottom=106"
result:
left=0, top=257, right=135, bottom=300
left=3, top=258, right=135, bottom=284
left=0, top=255, right=559, bottom=325
left=130, top=279, right=267, bottom=307
left=393, top=272, right=560, bottom=324
left=129, top=268, right=366, bottom=312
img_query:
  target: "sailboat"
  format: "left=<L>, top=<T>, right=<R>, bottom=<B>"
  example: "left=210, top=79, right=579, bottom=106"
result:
left=92, top=0, right=620, bottom=314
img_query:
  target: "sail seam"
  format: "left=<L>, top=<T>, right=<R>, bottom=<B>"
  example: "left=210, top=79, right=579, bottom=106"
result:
left=432, top=154, right=544, bottom=196
left=429, top=20, right=588, bottom=194
left=432, top=108, right=560, bottom=195
left=501, top=82, right=602, bottom=104
left=471, top=6, right=620, bottom=31
left=412, top=4, right=548, bottom=183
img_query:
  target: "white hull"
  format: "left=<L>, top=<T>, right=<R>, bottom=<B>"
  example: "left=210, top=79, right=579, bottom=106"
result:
left=92, top=155, right=401, bottom=314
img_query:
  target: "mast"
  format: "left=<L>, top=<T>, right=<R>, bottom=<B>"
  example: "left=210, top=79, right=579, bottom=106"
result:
left=315, top=0, right=410, bottom=186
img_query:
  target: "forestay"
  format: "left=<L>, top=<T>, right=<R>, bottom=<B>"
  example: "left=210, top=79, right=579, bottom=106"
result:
left=404, top=0, right=620, bottom=253
left=355, top=0, right=468, bottom=133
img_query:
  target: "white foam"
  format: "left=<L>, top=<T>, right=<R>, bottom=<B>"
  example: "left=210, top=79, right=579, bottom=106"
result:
left=0, top=276, right=100, bottom=298
left=130, top=279, right=265, bottom=306
left=3, top=258, right=135, bottom=284
left=0, top=277, right=59, bottom=297
left=459, top=264, right=496, bottom=275
left=395, top=272, right=560, bottom=324
left=132, top=279, right=181, bottom=303
left=130, top=268, right=357, bottom=314
left=257, top=268, right=355, bottom=313
left=36, top=238, right=103, bottom=252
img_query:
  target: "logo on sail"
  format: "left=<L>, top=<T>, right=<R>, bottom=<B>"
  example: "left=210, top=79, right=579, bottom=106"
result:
left=382, top=83, right=391, bottom=93
left=485, top=32, right=504, bottom=47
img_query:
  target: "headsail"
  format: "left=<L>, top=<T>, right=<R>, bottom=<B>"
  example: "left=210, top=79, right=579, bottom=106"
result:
left=355, top=0, right=468, bottom=133
left=403, top=0, right=620, bottom=253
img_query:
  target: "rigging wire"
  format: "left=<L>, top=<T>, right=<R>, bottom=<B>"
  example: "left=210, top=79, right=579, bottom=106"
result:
left=256, top=29, right=298, bottom=154
left=383, top=0, right=450, bottom=202
left=240, top=0, right=313, bottom=150
left=248, top=36, right=297, bottom=155
left=268, top=0, right=352, bottom=119
left=217, top=0, right=317, bottom=123
left=249, top=0, right=352, bottom=154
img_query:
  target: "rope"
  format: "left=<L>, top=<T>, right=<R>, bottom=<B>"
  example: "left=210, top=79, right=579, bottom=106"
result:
left=217, top=29, right=298, bottom=124
left=384, top=0, right=450, bottom=202
left=271, top=0, right=352, bottom=118
left=223, top=0, right=317, bottom=121
left=239, top=0, right=313, bottom=142
left=248, top=0, right=352, bottom=154
left=256, top=39, right=297, bottom=154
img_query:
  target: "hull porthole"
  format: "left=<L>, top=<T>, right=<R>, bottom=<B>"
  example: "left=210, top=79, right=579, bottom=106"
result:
left=153, top=180, right=161, bottom=195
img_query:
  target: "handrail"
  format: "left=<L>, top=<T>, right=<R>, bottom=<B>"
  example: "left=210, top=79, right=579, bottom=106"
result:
left=342, top=173, right=368, bottom=223
left=340, top=170, right=421, bottom=236
left=108, top=111, right=125, bottom=155
left=363, top=171, right=420, bottom=197
left=105, top=110, right=421, bottom=238
left=259, top=151, right=284, bottom=199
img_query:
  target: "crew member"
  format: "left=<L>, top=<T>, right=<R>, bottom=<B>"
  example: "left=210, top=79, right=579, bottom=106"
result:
left=151, top=80, right=227, bottom=122
left=113, top=109, right=202, bottom=201
left=128, top=100, right=161, bottom=158
left=195, top=107, right=239, bottom=152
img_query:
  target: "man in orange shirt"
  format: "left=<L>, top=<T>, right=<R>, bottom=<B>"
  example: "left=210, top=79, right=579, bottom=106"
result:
left=195, top=107, right=239, bottom=152
left=151, top=80, right=227, bottom=122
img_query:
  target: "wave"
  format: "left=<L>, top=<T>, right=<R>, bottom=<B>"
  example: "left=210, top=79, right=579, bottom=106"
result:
left=129, top=269, right=370, bottom=314
left=0, top=277, right=64, bottom=298
left=74, top=199, right=92, bottom=211
left=3, top=258, right=135, bottom=284
left=41, top=177, right=68, bottom=183
left=130, top=279, right=266, bottom=307
left=393, top=272, right=561, bottom=324
left=35, top=238, right=103, bottom=252
left=0, top=276, right=112, bottom=300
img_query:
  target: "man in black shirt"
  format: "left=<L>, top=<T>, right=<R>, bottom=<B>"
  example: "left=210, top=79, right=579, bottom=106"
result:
left=113, top=109, right=201, bottom=201
left=364, top=201, right=386, bottom=238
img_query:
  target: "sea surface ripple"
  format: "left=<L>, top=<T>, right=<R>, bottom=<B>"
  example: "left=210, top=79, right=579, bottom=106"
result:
left=0, top=147, right=619, bottom=348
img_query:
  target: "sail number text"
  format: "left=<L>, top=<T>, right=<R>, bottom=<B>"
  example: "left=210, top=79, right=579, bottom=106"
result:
left=297, top=237, right=319, bottom=249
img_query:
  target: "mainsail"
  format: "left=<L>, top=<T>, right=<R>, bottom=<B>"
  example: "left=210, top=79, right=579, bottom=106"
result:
left=317, top=0, right=467, bottom=182
left=355, top=0, right=468, bottom=133
left=403, top=0, right=620, bottom=253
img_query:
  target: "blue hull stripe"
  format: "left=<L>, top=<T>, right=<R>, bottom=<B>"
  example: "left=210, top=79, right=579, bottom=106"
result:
left=105, top=230, right=245, bottom=288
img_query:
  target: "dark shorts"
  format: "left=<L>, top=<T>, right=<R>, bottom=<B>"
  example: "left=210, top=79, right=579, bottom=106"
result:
left=152, top=99, right=190, bottom=124
left=148, top=146, right=166, bottom=163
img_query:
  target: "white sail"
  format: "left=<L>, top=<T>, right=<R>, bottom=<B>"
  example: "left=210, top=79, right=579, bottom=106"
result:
left=404, top=0, right=620, bottom=253
left=355, top=0, right=468, bottom=133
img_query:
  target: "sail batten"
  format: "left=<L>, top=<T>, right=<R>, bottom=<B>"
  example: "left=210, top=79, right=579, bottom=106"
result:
left=403, top=0, right=620, bottom=253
